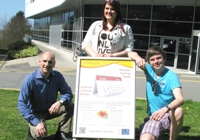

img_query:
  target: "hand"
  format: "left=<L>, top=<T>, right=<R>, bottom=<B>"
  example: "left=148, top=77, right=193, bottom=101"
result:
left=102, top=53, right=112, bottom=57
left=150, top=107, right=168, bottom=121
left=95, top=53, right=105, bottom=57
left=48, top=101, right=61, bottom=114
left=35, top=122, right=47, bottom=137
left=135, top=58, right=146, bottom=69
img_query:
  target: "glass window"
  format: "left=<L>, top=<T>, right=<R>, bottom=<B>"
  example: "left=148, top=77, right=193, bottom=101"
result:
left=84, top=5, right=127, bottom=19
left=69, top=11, right=75, bottom=21
left=128, top=5, right=151, bottom=19
left=121, top=5, right=127, bottom=19
left=63, top=12, right=69, bottom=24
left=64, top=23, right=69, bottom=30
left=46, top=30, right=49, bottom=37
left=150, top=36, right=161, bottom=47
left=165, top=53, right=175, bottom=67
left=134, top=36, right=149, bottom=50
left=83, top=19, right=99, bottom=30
left=177, top=55, right=189, bottom=69
left=194, top=23, right=200, bottom=30
left=190, top=36, right=198, bottom=71
left=153, top=6, right=194, bottom=21
left=163, top=38, right=176, bottom=53
left=179, top=38, right=191, bottom=54
left=127, top=20, right=150, bottom=35
left=62, top=31, right=68, bottom=40
left=74, top=7, right=81, bottom=19
left=195, top=6, right=200, bottom=22
left=84, top=5, right=102, bottom=17
left=134, top=50, right=146, bottom=59
left=64, top=21, right=74, bottom=30
left=34, top=19, right=40, bottom=29
left=151, top=21, right=192, bottom=37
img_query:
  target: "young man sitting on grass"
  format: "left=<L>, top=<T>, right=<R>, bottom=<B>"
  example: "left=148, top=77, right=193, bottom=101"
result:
left=128, top=46, right=184, bottom=140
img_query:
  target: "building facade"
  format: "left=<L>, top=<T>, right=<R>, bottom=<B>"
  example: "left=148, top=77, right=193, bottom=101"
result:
left=25, top=0, right=200, bottom=73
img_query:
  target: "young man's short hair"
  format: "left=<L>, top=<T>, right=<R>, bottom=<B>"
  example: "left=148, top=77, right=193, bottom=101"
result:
left=145, top=46, right=166, bottom=63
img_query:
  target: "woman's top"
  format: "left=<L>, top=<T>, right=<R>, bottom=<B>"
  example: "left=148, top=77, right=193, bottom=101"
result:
left=82, top=20, right=134, bottom=54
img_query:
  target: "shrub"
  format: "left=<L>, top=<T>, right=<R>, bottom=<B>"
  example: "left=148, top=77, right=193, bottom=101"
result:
left=7, top=50, right=18, bottom=59
left=7, top=45, right=40, bottom=59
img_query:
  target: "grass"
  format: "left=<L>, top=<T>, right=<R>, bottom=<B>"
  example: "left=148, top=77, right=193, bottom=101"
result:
left=0, top=89, right=200, bottom=140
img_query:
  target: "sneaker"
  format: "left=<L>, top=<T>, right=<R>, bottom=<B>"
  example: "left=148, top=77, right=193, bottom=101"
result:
left=60, top=132, right=72, bottom=140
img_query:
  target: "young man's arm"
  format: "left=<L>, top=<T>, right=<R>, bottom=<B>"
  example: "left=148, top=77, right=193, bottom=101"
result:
left=168, top=88, right=184, bottom=110
left=169, top=88, right=184, bottom=139
left=128, top=52, right=146, bottom=70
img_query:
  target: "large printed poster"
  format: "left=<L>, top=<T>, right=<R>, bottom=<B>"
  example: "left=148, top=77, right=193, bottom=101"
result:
left=73, top=57, right=136, bottom=139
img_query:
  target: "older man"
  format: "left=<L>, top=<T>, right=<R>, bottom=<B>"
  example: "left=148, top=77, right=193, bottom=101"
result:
left=18, top=51, right=74, bottom=140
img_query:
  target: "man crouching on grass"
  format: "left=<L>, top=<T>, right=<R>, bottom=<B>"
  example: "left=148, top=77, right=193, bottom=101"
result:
left=128, top=46, right=184, bottom=140
left=18, top=51, right=74, bottom=140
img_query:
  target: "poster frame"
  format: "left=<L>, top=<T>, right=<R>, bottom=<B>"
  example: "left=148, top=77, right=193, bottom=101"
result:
left=72, top=57, right=136, bottom=140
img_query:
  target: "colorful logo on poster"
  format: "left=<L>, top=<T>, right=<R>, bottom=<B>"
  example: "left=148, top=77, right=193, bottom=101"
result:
left=97, top=110, right=109, bottom=119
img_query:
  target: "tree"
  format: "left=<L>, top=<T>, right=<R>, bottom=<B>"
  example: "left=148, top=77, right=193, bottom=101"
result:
left=0, top=13, right=8, bottom=30
left=0, top=11, right=32, bottom=50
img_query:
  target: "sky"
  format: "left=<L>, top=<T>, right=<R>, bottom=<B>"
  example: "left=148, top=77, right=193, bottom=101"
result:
left=0, top=0, right=25, bottom=29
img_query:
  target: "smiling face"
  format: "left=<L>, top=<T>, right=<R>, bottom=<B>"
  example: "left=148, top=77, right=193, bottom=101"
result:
left=149, top=54, right=165, bottom=71
left=145, top=46, right=166, bottom=75
left=38, top=52, right=55, bottom=78
left=104, top=3, right=117, bottom=23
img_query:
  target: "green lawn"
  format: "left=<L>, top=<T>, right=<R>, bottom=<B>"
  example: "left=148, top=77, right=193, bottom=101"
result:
left=0, top=89, right=199, bottom=140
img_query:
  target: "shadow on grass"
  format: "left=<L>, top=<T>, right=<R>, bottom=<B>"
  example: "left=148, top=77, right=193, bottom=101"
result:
left=42, top=135, right=55, bottom=140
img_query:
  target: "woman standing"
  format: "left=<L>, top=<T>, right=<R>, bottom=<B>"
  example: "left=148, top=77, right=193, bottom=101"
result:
left=82, top=0, right=134, bottom=57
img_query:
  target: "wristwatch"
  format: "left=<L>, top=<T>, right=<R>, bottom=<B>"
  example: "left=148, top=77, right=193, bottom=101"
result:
left=166, top=105, right=171, bottom=112
left=59, top=100, right=64, bottom=105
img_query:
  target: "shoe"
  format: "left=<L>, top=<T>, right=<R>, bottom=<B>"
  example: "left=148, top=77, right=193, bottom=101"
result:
left=60, top=132, right=72, bottom=140
left=28, top=128, right=35, bottom=140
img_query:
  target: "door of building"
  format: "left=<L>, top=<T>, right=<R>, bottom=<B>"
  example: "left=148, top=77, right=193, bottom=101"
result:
left=191, top=30, right=200, bottom=74
left=194, top=36, right=200, bottom=74
left=161, top=37, right=179, bottom=68
left=197, top=37, right=200, bottom=73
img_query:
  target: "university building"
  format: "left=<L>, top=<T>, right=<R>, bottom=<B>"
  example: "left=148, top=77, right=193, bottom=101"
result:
left=25, top=0, right=200, bottom=74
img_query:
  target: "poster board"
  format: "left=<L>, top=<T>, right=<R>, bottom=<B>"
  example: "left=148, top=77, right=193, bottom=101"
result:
left=73, top=57, right=136, bottom=139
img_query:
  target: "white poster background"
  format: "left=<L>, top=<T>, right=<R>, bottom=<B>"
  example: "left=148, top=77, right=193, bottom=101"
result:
left=73, top=57, right=136, bottom=139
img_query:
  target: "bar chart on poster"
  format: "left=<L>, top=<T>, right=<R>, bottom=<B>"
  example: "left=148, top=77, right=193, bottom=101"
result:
left=73, top=57, right=136, bottom=140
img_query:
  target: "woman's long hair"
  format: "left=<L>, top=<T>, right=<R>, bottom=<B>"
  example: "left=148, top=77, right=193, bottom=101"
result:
left=102, top=0, right=125, bottom=33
